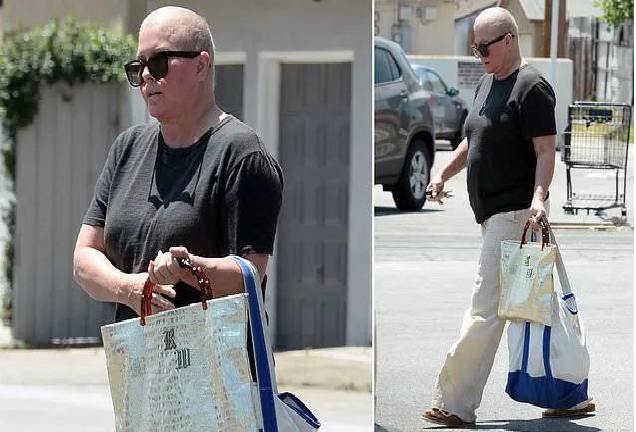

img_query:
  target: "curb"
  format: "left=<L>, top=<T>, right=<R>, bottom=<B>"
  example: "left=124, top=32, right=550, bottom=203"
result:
left=275, top=347, right=372, bottom=393
left=551, top=223, right=632, bottom=231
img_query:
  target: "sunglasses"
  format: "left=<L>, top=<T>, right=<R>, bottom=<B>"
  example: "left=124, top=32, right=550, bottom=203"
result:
left=471, top=33, right=512, bottom=58
left=124, top=51, right=201, bottom=87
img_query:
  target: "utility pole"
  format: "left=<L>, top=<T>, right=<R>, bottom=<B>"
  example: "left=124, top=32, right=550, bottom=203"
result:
left=558, top=0, right=567, bottom=57
left=543, top=0, right=552, bottom=57
left=543, top=0, right=568, bottom=57
left=548, top=0, right=559, bottom=86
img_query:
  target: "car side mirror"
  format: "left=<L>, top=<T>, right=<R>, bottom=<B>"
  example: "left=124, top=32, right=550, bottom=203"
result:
left=447, top=87, right=459, bottom=96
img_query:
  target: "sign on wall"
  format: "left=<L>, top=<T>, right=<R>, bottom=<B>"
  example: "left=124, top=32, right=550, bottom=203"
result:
left=457, top=61, right=485, bottom=89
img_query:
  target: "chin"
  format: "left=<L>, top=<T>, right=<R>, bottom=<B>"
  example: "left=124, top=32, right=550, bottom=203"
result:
left=147, top=109, right=164, bottom=121
left=146, top=102, right=168, bottom=121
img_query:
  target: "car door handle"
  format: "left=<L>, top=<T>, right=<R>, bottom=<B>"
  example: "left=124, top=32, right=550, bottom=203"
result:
left=399, top=90, right=408, bottom=99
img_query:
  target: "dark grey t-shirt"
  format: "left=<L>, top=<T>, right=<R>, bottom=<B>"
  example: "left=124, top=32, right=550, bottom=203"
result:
left=465, top=64, right=556, bottom=224
left=83, top=115, right=283, bottom=322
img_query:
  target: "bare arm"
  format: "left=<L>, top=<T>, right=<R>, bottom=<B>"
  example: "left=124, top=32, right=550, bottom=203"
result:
left=427, top=138, right=469, bottom=200
left=529, top=134, right=556, bottom=227
left=73, top=224, right=175, bottom=314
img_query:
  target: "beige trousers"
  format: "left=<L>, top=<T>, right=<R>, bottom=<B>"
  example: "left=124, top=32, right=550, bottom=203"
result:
left=432, top=204, right=549, bottom=423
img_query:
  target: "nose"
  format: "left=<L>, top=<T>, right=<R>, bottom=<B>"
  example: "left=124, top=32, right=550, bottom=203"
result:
left=140, top=65, right=155, bottom=85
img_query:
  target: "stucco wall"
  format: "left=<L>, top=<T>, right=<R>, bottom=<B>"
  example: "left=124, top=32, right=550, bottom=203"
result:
left=1, top=0, right=145, bottom=34
left=375, top=0, right=456, bottom=55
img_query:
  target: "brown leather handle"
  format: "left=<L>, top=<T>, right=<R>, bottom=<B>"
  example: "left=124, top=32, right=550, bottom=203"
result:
left=140, top=257, right=213, bottom=326
left=520, top=216, right=550, bottom=250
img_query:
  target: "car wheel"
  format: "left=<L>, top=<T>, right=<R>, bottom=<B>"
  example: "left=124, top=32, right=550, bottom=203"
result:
left=450, top=112, right=467, bottom=150
left=391, top=140, right=431, bottom=211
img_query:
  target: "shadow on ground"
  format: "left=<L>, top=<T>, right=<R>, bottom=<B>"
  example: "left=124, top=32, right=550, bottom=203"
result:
left=374, top=423, right=400, bottom=432
left=420, top=416, right=600, bottom=432
left=374, top=206, right=444, bottom=217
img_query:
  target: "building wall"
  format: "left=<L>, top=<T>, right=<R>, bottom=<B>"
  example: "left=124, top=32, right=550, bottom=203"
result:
left=13, top=84, right=122, bottom=343
left=506, top=0, right=541, bottom=57
left=1, top=0, right=146, bottom=34
left=453, top=0, right=541, bottom=58
left=375, top=0, right=456, bottom=55
left=149, top=0, right=373, bottom=346
left=455, top=0, right=498, bottom=19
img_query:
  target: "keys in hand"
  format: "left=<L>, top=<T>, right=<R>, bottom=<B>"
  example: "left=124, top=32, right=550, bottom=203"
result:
left=425, top=189, right=453, bottom=205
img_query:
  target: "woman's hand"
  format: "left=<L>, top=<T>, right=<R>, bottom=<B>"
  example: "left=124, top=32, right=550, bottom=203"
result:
left=148, top=247, right=200, bottom=287
left=122, top=272, right=175, bottom=315
left=148, top=247, right=250, bottom=299
left=426, top=174, right=446, bottom=202
left=528, top=197, right=546, bottom=232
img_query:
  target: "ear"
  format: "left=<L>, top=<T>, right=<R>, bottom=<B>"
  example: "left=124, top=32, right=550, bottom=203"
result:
left=197, top=51, right=212, bottom=81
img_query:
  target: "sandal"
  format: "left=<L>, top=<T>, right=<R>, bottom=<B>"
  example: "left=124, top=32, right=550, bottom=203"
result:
left=423, top=408, right=474, bottom=427
left=542, top=402, right=596, bottom=418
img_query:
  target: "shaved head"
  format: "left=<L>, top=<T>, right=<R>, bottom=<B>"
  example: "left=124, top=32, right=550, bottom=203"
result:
left=141, top=6, right=215, bottom=57
left=136, top=6, right=217, bottom=123
left=474, top=7, right=518, bottom=37
left=472, top=7, right=522, bottom=78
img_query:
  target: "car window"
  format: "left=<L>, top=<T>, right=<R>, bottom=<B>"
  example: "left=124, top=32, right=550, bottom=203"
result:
left=387, top=52, right=401, bottom=80
left=417, top=69, right=433, bottom=91
left=374, top=48, right=393, bottom=85
left=375, top=46, right=402, bottom=85
left=426, top=71, right=447, bottom=94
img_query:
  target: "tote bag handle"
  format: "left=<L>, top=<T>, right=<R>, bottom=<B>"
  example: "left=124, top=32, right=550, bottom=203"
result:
left=230, top=256, right=280, bottom=432
left=139, top=258, right=214, bottom=326
left=544, top=221, right=582, bottom=315
left=520, top=217, right=550, bottom=250
left=545, top=223, right=573, bottom=297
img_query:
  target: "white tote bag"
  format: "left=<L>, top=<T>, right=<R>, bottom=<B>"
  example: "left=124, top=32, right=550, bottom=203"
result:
left=505, top=225, right=590, bottom=409
left=499, top=218, right=556, bottom=326
left=101, top=255, right=319, bottom=432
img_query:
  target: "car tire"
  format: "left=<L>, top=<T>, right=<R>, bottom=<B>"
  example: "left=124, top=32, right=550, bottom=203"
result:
left=391, top=140, right=431, bottom=211
left=450, top=112, right=467, bottom=150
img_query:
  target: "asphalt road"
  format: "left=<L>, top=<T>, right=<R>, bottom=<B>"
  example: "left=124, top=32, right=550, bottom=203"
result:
left=374, top=146, right=634, bottom=432
left=0, top=383, right=371, bottom=431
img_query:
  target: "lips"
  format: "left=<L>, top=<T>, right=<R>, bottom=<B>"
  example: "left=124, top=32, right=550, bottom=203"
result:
left=147, top=91, right=162, bottom=97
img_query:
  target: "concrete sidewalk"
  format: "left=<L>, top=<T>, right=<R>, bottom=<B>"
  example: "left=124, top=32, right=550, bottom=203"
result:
left=0, top=341, right=372, bottom=393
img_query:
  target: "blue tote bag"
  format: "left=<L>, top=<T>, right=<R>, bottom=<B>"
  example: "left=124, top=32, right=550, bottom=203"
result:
left=505, top=225, right=590, bottom=409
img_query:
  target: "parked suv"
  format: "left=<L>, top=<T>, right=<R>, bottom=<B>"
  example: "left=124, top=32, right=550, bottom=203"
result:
left=409, top=63, right=468, bottom=150
left=375, top=37, right=436, bottom=211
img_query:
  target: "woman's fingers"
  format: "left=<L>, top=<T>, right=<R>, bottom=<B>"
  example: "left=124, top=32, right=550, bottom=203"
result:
left=151, top=292, right=174, bottom=312
left=154, top=283, right=176, bottom=298
left=169, top=246, right=189, bottom=258
left=149, top=251, right=183, bottom=285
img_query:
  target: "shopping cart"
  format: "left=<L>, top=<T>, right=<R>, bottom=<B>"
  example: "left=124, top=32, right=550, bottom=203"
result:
left=562, top=101, right=632, bottom=218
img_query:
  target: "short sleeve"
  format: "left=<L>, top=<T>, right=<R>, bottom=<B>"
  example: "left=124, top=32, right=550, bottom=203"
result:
left=82, top=135, right=124, bottom=227
left=520, top=80, right=557, bottom=139
left=223, top=152, right=284, bottom=255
